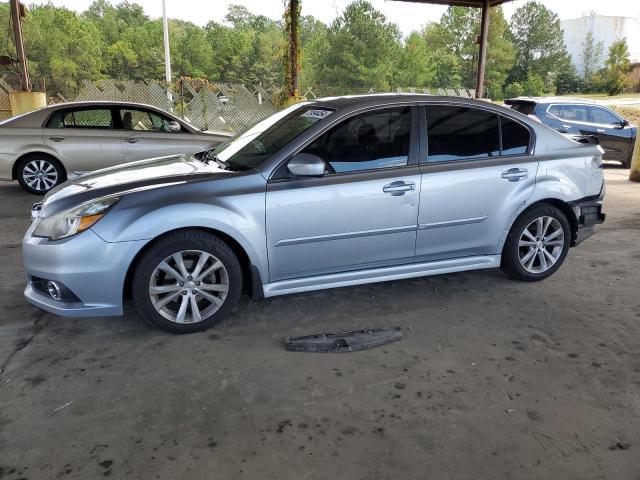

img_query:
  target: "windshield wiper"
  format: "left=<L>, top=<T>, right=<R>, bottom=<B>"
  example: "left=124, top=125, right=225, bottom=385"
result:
left=202, top=151, right=228, bottom=170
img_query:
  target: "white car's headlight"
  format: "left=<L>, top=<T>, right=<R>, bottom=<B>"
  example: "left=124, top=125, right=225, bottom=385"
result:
left=33, top=196, right=120, bottom=240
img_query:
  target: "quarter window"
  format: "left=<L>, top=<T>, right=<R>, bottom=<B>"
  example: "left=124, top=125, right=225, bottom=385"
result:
left=425, top=106, right=500, bottom=162
left=302, top=107, right=412, bottom=173
left=47, top=108, right=113, bottom=129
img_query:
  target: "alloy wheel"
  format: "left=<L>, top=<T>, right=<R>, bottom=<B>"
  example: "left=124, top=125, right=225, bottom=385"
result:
left=22, top=159, right=58, bottom=192
left=148, top=250, right=229, bottom=324
left=518, top=216, right=565, bottom=274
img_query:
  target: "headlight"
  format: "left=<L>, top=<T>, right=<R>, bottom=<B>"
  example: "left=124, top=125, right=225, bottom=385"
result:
left=33, top=196, right=120, bottom=240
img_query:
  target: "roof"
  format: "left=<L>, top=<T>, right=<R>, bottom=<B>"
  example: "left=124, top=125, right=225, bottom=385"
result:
left=390, top=0, right=514, bottom=8
left=505, top=96, right=597, bottom=105
left=311, top=93, right=507, bottom=110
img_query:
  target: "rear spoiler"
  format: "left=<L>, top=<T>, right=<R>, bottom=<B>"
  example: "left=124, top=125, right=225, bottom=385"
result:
left=504, top=98, right=536, bottom=106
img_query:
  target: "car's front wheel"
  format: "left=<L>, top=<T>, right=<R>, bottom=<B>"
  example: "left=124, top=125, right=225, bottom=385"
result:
left=16, top=155, right=65, bottom=194
left=501, top=204, right=571, bottom=282
left=132, top=230, right=243, bottom=333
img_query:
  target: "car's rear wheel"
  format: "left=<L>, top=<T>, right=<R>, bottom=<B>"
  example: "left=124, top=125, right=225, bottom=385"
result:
left=16, top=155, right=64, bottom=194
left=501, top=204, right=571, bottom=282
left=132, top=230, right=242, bottom=333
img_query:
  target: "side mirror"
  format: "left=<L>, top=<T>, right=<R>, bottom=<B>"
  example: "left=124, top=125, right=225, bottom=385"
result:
left=287, top=153, right=325, bottom=177
left=618, top=119, right=629, bottom=129
left=166, top=121, right=181, bottom=133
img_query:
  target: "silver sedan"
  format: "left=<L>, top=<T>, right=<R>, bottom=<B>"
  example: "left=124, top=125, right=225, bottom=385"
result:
left=22, top=95, right=606, bottom=333
left=0, top=101, right=232, bottom=194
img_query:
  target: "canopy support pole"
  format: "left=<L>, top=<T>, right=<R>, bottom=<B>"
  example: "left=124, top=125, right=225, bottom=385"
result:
left=475, top=0, right=490, bottom=98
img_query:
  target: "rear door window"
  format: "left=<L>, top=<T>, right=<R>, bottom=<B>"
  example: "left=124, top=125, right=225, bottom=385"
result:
left=559, top=105, right=589, bottom=123
left=424, top=105, right=500, bottom=162
left=48, top=108, right=114, bottom=129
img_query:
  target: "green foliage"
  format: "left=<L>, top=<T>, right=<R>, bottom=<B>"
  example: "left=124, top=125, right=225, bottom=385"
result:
left=581, top=31, right=603, bottom=88
left=393, top=31, right=436, bottom=87
left=522, top=73, right=546, bottom=96
left=303, top=1, right=401, bottom=90
left=0, top=0, right=585, bottom=98
left=508, top=1, right=571, bottom=92
left=595, top=39, right=632, bottom=95
left=504, top=82, right=524, bottom=98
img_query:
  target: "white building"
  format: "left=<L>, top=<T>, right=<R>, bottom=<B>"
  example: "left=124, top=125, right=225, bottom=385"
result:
left=561, top=14, right=640, bottom=75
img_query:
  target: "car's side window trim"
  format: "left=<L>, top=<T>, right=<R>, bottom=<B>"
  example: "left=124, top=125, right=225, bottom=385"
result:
left=268, top=103, right=420, bottom=182
left=419, top=103, right=535, bottom=166
left=118, top=107, right=186, bottom=133
left=546, top=103, right=622, bottom=127
left=587, top=105, right=624, bottom=126
left=43, top=106, right=116, bottom=130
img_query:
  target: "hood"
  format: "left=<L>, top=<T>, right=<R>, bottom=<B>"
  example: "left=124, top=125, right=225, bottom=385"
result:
left=42, top=154, right=234, bottom=211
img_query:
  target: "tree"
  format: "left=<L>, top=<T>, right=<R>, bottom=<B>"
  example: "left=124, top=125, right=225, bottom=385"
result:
left=392, top=31, right=436, bottom=87
left=422, top=22, right=462, bottom=88
left=509, top=1, right=571, bottom=92
left=303, top=1, right=401, bottom=90
left=419, top=6, right=514, bottom=94
left=596, top=38, right=632, bottom=95
left=581, top=31, right=603, bottom=87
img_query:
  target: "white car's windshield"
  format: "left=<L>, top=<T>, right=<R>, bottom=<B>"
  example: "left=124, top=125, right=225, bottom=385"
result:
left=212, top=102, right=333, bottom=170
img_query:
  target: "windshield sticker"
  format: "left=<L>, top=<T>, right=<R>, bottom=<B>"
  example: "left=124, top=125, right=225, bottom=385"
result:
left=301, top=109, right=333, bottom=119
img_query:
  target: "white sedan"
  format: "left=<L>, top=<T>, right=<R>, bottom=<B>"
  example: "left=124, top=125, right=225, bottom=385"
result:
left=0, top=101, right=232, bottom=194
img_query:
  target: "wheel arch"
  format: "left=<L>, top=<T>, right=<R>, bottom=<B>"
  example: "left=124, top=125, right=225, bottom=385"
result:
left=12, top=151, right=68, bottom=181
left=499, top=198, right=579, bottom=254
left=122, top=226, right=263, bottom=304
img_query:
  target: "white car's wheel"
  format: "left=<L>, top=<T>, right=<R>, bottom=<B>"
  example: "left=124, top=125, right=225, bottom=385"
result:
left=16, top=155, right=64, bottom=194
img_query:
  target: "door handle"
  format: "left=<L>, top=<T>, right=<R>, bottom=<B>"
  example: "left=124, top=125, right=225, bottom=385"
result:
left=124, top=137, right=139, bottom=143
left=383, top=181, right=415, bottom=196
left=596, top=129, right=605, bottom=133
left=48, top=136, right=65, bottom=142
left=562, top=124, right=572, bottom=129
left=501, top=168, right=528, bottom=182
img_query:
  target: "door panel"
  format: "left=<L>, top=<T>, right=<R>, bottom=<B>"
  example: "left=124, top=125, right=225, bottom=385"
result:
left=587, top=106, right=632, bottom=160
left=43, top=128, right=124, bottom=172
left=416, top=160, right=537, bottom=262
left=119, top=107, right=208, bottom=162
left=42, top=107, right=123, bottom=172
left=416, top=104, right=537, bottom=262
left=266, top=168, right=421, bottom=282
left=122, top=131, right=207, bottom=162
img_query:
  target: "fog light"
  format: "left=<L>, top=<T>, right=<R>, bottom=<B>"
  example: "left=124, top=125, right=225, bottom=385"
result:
left=46, top=281, right=62, bottom=301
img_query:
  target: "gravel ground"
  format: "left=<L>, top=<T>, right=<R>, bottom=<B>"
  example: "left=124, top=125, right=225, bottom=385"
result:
left=0, top=166, right=638, bottom=480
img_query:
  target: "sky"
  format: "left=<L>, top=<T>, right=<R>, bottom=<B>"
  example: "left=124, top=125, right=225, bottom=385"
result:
left=44, top=0, right=640, bottom=35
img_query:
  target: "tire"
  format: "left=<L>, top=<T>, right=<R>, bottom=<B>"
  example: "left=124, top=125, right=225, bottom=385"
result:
left=16, top=154, right=65, bottom=195
left=500, top=204, right=571, bottom=282
left=132, top=230, right=243, bottom=333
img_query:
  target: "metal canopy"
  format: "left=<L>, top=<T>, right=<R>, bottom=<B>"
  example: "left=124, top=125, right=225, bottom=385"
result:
left=390, top=0, right=515, bottom=98
left=392, top=0, right=512, bottom=6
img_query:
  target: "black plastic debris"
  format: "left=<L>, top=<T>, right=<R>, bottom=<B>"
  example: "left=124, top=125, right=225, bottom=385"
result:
left=285, top=327, right=402, bottom=353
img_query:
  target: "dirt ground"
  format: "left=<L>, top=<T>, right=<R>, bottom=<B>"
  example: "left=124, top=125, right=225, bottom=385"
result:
left=0, top=166, right=638, bottom=480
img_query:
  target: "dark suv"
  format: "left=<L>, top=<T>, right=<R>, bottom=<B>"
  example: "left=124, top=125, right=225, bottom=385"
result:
left=506, top=97, right=637, bottom=167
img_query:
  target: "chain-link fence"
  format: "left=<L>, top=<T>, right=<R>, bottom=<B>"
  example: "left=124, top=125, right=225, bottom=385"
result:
left=0, top=76, right=475, bottom=130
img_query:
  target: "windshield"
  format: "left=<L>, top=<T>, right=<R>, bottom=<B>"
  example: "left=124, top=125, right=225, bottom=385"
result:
left=212, top=103, right=333, bottom=170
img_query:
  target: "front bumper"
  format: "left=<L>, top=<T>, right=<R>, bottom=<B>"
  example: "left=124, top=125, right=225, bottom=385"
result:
left=22, top=227, right=146, bottom=317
